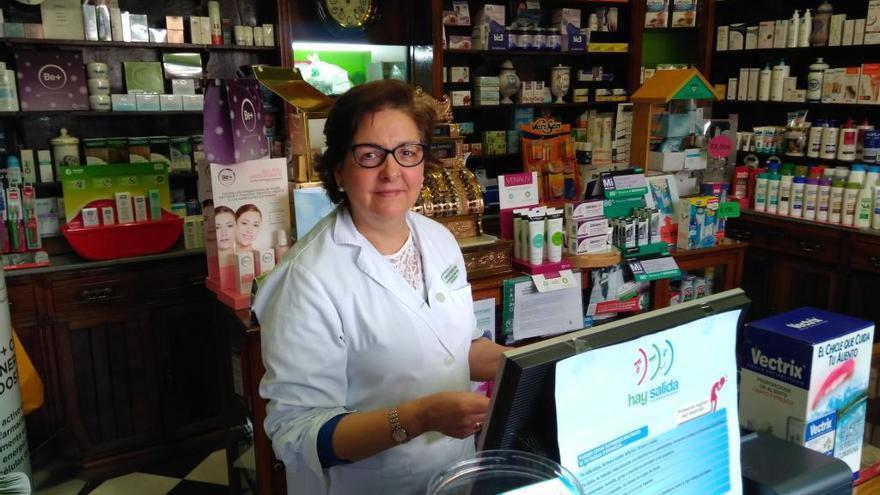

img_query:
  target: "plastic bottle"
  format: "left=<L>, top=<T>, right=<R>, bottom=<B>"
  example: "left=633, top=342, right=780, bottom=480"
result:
left=807, top=58, right=829, bottom=102
left=829, top=177, right=845, bottom=223
left=817, top=177, right=832, bottom=222
left=778, top=170, right=794, bottom=216
left=820, top=120, right=839, bottom=160
left=767, top=173, right=781, bottom=214
left=865, top=165, right=880, bottom=188
left=843, top=182, right=861, bottom=226
left=0, top=63, right=19, bottom=112
left=274, top=229, right=289, bottom=261
left=807, top=120, right=825, bottom=157
left=790, top=176, right=806, bottom=218
left=787, top=10, right=800, bottom=48
left=804, top=177, right=819, bottom=220
left=770, top=59, right=790, bottom=102
left=5, top=156, right=21, bottom=187
left=837, top=119, right=858, bottom=161
left=848, top=163, right=867, bottom=186
left=799, top=9, right=812, bottom=47
left=754, top=173, right=769, bottom=211
left=811, top=0, right=834, bottom=47
left=857, top=118, right=875, bottom=160
left=855, top=181, right=873, bottom=228
left=758, top=64, right=772, bottom=102
left=872, top=183, right=880, bottom=230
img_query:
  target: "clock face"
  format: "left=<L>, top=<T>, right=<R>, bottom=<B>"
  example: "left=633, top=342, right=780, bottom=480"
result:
left=321, top=0, right=375, bottom=29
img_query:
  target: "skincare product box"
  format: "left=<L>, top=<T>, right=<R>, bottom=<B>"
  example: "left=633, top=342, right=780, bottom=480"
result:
left=671, top=0, right=696, bottom=28
left=135, top=93, right=161, bottom=111
left=256, top=249, right=275, bottom=276
left=159, top=94, right=183, bottom=111
left=482, top=130, right=507, bottom=155
left=148, top=189, right=162, bottom=220
left=101, top=206, right=115, bottom=225
left=149, top=136, right=171, bottom=165
left=14, top=50, right=89, bottom=111
left=716, top=25, right=728, bottom=51
left=726, top=78, right=737, bottom=100
left=448, top=35, right=472, bottom=50
left=169, top=137, right=193, bottom=172
left=567, top=217, right=609, bottom=239
left=829, top=14, right=846, bottom=46
left=855, top=19, right=866, bottom=45
left=114, top=191, right=134, bottom=223
left=133, top=195, right=148, bottom=222
left=568, top=232, right=612, bottom=255
left=181, top=94, right=203, bottom=111
left=474, top=4, right=505, bottom=30
left=842, top=67, right=862, bottom=104
left=148, top=28, right=167, bottom=43
left=449, top=66, right=470, bottom=83
left=82, top=3, right=98, bottom=41
left=773, top=20, right=788, bottom=49
left=843, top=19, right=856, bottom=45
left=728, top=23, right=745, bottom=50
left=758, top=21, right=775, bottom=49
left=565, top=199, right=605, bottom=221
left=868, top=1, right=880, bottom=36
left=81, top=207, right=99, bottom=227
left=171, top=79, right=196, bottom=95
left=111, top=94, right=136, bottom=111
left=747, top=68, right=759, bottom=101
left=644, top=0, right=669, bottom=28
left=740, top=308, right=874, bottom=476
left=37, top=150, right=53, bottom=182
left=83, top=138, right=108, bottom=165
left=129, top=13, right=149, bottom=42
left=124, top=61, right=164, bottom=94
left=451, top=90, right=471, bottom=107
left=859, top=64, right=880, bottom=104
left=676, top=196, right=718, bottom=250
left=40, top=0, right=85, bottom=40
left=737, top=68, right=750, bottom=101
left=745, top=26, right=758, bottom=50
left=235, top=252, right=255, bottom=295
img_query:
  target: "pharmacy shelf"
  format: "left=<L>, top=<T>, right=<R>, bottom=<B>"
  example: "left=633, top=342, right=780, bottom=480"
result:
left=0, top=110, right=203, bottom=118
left=444, top=49, right=628, bottom=57
left=714, top=45, right=865, bottom=56
left=736, top=150, right=871, bottom=169
left=1, top=37, right=276, bottom=52
left=714, top=100, right=876, bottom=108
left=453, top=101, right=624, bottom=110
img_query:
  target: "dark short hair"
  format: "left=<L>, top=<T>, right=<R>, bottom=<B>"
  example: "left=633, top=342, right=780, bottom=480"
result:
left=317, top=80, right=435, bottom=205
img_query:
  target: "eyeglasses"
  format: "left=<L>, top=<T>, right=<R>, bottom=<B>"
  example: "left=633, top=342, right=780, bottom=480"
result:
left=350, top=143, right=428, bottom=168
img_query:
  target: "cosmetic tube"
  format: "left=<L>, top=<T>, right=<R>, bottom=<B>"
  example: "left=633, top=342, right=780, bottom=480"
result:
left=527, top=212, right=545, bottom=265
left=546, top=208, right=563, bottom=262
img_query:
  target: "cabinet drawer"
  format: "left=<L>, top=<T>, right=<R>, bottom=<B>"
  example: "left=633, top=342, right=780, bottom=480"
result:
left=851, top=237, right=880, bottom=273
left=733, top=219, right=842, bottom=263
left=141, top=258, right=207, bottom=303
left=7, top=278, right=37, bottom=325
left=50, top=272, right=138, bottom=316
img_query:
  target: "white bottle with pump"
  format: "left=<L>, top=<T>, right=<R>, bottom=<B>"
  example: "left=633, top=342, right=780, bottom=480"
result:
left=788, top=10, right=800, bottom=48
left=799, top=9, right=812, bottom=47
left=758, top=64, right=772, bottom=102
left=770, top=59, right=789, bottom=102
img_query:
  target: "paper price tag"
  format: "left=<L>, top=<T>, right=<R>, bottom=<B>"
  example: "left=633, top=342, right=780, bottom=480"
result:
left=533, top=269, right=578, bottom=293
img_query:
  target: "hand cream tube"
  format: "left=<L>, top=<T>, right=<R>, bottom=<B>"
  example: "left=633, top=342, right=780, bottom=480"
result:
left=527, top=211, right=545, bottom=265
left=546, top=208, right=564, bottom=262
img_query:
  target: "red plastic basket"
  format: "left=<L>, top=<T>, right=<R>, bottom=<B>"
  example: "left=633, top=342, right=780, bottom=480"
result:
left=60, top=199, right=184, bottom=260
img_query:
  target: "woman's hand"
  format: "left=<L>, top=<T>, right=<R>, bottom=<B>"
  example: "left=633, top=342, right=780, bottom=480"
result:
left=411, top=391, right=490, bottom=439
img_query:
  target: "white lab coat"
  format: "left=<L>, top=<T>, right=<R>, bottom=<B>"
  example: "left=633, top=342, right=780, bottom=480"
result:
left=254, top=206, right=481, bottom=495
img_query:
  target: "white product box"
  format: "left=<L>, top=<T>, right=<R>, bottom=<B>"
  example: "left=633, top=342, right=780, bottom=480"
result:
left=867, top=1, right=880, bottom=34
left=843, top=67, right=862, bottom=104
left=451, top=90, right=471, bottom=107
left=783, top=77, right=797, bottom=102
left=822, top=68, right=844, bottom=103
left=855, top=19, right=866, bottom=45
left=449, top=66, right=470, bottom=83
left=111, top=93, right=136, bottom=111
left=773, top=20, right=788, bottom=48
left=114, top=191, right=134, bottom=223
left=745, top=26, right=758, bottom=50
left=747, top=68, right=760, bottom=101
left=235, top=252, right=255, bottom=295
left=649, top=151, right=685, bottom=172
left=859, top=64, right=880, bottom=104
left=568, top=232, right=612, bottom=255
left=843, top=19, right=856, bottom=45
left=256, top=248, right=276, bottom=276
left=181, top=94, right=203, bottom=111
left=728, top=24, right=745, bottom=50
left=552, top=8, right=581, bottom=30
left=567, top=217, right=609, bottom=238
left=565, top=199, right=604, bottom=220
left=829, top=14, right=846, bottom=46
left=737, top=68, right=750, bottom=101
left=758, top=21, right=775, bottom=49
left=136, top=93, right=160, bottom=111
left=133, top=195, right=148, bottom=222
left=81, top=207, right=99, bottom=227
left=159, top=94, right=183, bottom=111
left=171, top=79, right=196, bottom=95
left=726, top=78, right=738, bottom=100
left=101, top=206, right=115, bottom=225
left=716, top=25, right=728, bottom=51
left=740, top=308, right=874, bottom=475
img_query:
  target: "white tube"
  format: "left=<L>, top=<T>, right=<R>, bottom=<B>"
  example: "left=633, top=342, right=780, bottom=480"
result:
left=546, top=209, right=563, bottom=263
left=512, top=208, right=529, bottom=261
left=528, top=212, right=545, bottom=265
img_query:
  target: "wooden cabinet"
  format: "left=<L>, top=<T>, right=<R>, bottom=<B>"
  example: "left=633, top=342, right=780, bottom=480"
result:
left=727, top=212, right=880, bottom=325
left=8, top=252, right=227, bottom=480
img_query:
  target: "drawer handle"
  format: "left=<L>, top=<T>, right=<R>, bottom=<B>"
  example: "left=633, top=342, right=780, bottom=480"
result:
left=870, top=256, right=880, bottom=268
left=730, top=229, right=752, bottom=240
left=798, top=240, right=822, bottom=253
left=79, top=287, right=115, bottom=302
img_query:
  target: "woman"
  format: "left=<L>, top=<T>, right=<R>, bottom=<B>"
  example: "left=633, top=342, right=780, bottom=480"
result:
left=253, top=80, right=509, bottom=494
left=235, top=204, right=262, bottom=252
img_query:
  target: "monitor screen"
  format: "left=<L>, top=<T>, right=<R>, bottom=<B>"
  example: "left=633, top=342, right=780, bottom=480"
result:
left=479, top=289, right=750, bottom=493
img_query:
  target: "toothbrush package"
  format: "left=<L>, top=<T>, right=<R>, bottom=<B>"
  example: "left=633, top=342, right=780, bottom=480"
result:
left=740, top=308, right=874, bottom=476
left=675, top=195, right=717, bottom=250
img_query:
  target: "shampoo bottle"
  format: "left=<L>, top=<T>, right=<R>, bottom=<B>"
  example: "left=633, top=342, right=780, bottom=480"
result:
left=807, top=119, right=825, bottom=157
left=837, top=119, right=857, bottom=161
left=754, top=173, right=769, bottom=211
left=778, top=170, right=793, bottom=216
left=787, top=10, right=800, bottom=48
left=770, top=59, right=789, bottom=102
left=767, top=173, right=781, bottom=214
left=817, top=177, right=832, bottom=222
left=857, top=119, right=875, bottom=161
left=820, top=120, right=839, bottom=160
left=804, top=177, right=819, bottom=220
left=855, top=181, right=873, bottom=228
left=829, top=177, right=844, bottom=223
left=790, top=176, right=806, bottom=218
left=807, top=58, right=829, bottom=102
left=843, top=181, right=861, bottom=226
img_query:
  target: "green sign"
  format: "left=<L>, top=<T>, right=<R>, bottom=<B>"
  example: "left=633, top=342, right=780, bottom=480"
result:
left=718, top=201, right=741, bottom=218
left=672, top=76, right=715, bottom=101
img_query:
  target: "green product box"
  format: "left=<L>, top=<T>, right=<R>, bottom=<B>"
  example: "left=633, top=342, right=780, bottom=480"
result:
left=105, top=137, right=129, bottom=163
left=506, top=130, right=521, bottom=154
left=603, top=196, right=646, bottom=219
left=149, top=136, right=171, bottom=166
left=60, top=163, right=171, bottom=221
left=169, top=137, right=193, bottom=172
left=82, top=138, right=108, bottom=165
left=482, top=130, right=507, bottom=156
left=124, top=61, right=165, bottom=94
left=128, top=137, right=151, bottom=162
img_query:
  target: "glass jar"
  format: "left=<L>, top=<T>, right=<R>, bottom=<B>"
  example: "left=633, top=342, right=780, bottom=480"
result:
left=548, top=27, right=562, bottom=51
left=533, top=27, right=546, bottom=50
left=515, top=27, right=530, bottom=50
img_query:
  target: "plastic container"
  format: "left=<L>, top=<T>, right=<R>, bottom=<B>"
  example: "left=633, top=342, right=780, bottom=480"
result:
left=60, top=199, right=183, bottom=260
left=427, top=450, right=584, bottom=495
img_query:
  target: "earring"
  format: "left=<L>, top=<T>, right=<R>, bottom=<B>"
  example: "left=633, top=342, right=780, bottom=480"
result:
left=338, top=185, right=345, bottom=192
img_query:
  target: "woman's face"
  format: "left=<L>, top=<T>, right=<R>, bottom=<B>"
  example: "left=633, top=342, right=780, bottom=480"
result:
left=236, top=210, right=262, bottom=248
left=335, top=108, right=424, bottom=229
left=215, top=212, right=235, bottom=250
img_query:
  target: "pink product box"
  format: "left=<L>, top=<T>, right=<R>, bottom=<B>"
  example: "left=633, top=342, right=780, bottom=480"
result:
left=14, top=50, right=89, bottom=111
left=448, top=35, right=473, bottom=50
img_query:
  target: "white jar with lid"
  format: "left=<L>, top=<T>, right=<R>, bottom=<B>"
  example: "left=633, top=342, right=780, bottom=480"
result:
left=50, top=128, right=81, bottom=176
left=807, top=58, right=829, bottom=102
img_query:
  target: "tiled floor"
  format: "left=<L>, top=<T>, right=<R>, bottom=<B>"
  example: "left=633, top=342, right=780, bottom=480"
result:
left=35, top=448, right=255, bottom=495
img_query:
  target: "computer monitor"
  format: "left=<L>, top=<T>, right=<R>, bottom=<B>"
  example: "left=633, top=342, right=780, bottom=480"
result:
left=479, top=289, right=750, bottom=491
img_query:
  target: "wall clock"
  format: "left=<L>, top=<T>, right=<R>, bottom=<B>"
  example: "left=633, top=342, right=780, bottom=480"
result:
left=316, top=0, right=378, bottom=32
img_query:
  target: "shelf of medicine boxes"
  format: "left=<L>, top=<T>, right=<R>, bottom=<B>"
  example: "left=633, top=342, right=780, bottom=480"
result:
left=1, top=37, right=276, bottom=52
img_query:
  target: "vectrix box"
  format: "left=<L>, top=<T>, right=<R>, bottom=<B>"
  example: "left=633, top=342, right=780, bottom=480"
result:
left=740, top=308, right=874, bottom=476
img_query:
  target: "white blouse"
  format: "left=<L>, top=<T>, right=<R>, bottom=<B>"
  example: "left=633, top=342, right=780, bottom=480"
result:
left=384, top=232, right=427, bottom=301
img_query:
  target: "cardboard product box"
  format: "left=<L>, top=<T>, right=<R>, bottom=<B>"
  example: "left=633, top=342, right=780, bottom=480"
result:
left=181, top=94, right=203, bottom=111
left=105, top=137, right=128, bottom=163
left=171, top=79, right=196, bottom=95
left=726, top=78, right=738, bottom=100
left=843, top=19, right=856, bottom=46
left=189, top=16, right=203, bottom=44
left=552, top=8, right=581, bottom=31
left=451, top=90, right=471, bottom=107
left=822, top=68, right=844, bottom=103
left=83, top=138, right=108, bottom=165
left=448, top=35, right=472, bottom=50
left=458, top=122, right=475, bottom=135
left=136, top=93, right=161, bottom=111
left=745, top=26, right=759, bottom=50
left=567, top=217, right=609, bottom=239
left=474, top=4, right=505, bottom=29
left=506, top=130, right=521, bottom=154
left=129, top=13, right=149, bottom=42
left=773, top=20, right=788, bottom=48
left=573, top=88, right=589, bottom=102
left=737, top=68, right=750, bottom=101
left=24, top=23, right=44, bottom=39
left=829, top=14, right=846, bottom=46
left=740, top=308, right=874, bottom=476
left=728, top=23, right=745, bottom=50
left=167, top=29, right=184, bottom=44
left=716, top=25, right=729, bottom=51
left=449, top=66, right=469, bottom=83
left=568, top=232, right=612, bottom=255
left=855, top=19, right=866, bottom=45
left=111, top=94, right=136, bottom=111
left=758, top=21, right=775, bottom=49
left=482, top=130, right=506, bottom=155
left=40, top=0, right=85, bottom=40
left=4, top=23, right=24, bottom=38
left=859, top=64, right=880, bottom=104
left=160, top=94, right=183, bottom=111
left=843, top=67, right=862, bottom=104
left=747, top=68, right=760, bottom=101
left=645, top=0, right=669, bottom=28
left=128, top=137, right=151, bottom=162
left=14, top=50, right=88, bottom=111
left=676, top=196, right=718, bottom=250
left=149, top=136, right=171, bottom=166
left=166, top=16, right=184, bottom=31
left=649, top=151, right=685, bottom=172
left=565, top=199, right=604, bottom=221
left=82, top=3, right=98, bottom=41
left=562, top=32, right=587, bottom=51
left=124, top=61, right=165, bottom=94
left=671, top=0, right=697, bottom=28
